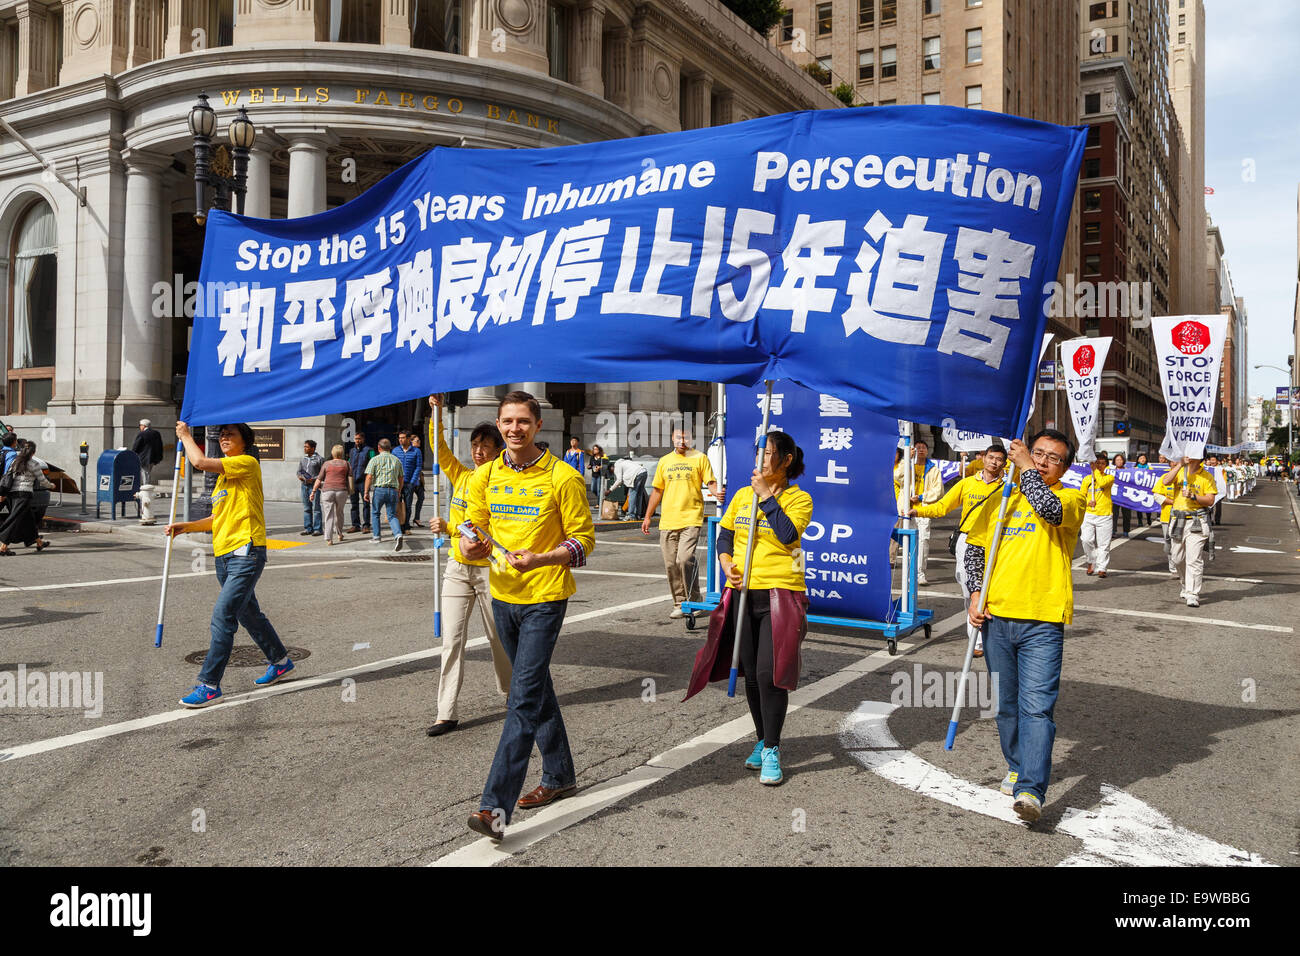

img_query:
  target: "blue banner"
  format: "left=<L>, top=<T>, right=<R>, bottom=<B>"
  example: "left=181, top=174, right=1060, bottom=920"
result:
left=724, top=381, right=898, bottom=622
left=183, top=107, right=1084, bottom=434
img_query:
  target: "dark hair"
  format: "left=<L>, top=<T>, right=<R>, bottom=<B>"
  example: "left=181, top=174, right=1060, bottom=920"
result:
left=765, top=430, right=805, bottom=481
left=592, top=444, right=604, bottom=457
left=894, top=447, right=904, bottom=464
left=915, top=439, right=928, bottom=450
left=1028, top=428, right=1076, bottom=467
left=470, top=422, right=504, bottom=449
left=498, top=390, right=541, bottom=422
left=12, top=440, right=36, bottom=473
left=397, top=429, right=409, bottom=438
left=1, top=431, right=16, bottom=448
left=218, top=423, right=258, bottom=458
left=304, top=438, right=317, bottom=449
left=984, top=442, right=1007, bottom=457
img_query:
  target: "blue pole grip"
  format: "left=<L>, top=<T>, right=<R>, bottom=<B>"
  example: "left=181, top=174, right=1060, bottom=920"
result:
left=944, top=720, right=959, bottom=750
left=434, top=610, right=442, bottom=639
left=727, top=668, right=739, bottom=697
left=154, top=623, right=164, bottom=649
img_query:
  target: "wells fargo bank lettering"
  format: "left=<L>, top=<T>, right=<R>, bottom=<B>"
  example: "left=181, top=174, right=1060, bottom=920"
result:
left=218, top=87, right=561, bottom=134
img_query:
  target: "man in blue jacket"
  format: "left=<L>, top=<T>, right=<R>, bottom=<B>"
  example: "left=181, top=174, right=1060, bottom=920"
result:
left=393, top=428, right=424, bottom=534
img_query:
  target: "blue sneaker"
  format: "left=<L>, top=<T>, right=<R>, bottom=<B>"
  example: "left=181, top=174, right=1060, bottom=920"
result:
left=179, top=684, right=222, bottom=708
left=759, top=746, right=783, bottom=786
left=254, top=659, right=295, bottom=686
left=744, top=741, right=765, bottom=770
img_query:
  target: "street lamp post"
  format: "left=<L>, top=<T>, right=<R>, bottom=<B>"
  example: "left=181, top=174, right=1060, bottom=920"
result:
left=1255, top=360, right=1295, bottom=465
left=188, top=94, right=258, bottom=515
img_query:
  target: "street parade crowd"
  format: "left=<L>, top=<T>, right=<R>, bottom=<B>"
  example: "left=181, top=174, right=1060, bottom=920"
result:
left=144, top=393, right=1280, bottom=837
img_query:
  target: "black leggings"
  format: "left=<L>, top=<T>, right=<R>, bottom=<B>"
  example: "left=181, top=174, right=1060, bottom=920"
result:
left=728, top=589, right=788, bottom=748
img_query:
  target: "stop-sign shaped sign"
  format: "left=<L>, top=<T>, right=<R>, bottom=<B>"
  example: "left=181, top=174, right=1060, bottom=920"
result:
left=1072, top=345, right=1096, bottom=376
left=1172, top=320, right=1211, bottom=355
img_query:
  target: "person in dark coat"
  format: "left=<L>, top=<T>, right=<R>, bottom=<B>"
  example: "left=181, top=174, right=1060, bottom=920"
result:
left=0, top=441, right=53, bottom=554
left=132, top=419, right=165, bottom=486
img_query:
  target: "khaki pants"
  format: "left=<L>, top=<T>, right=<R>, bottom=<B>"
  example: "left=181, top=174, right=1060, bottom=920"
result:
left=660, top=525, right=702, bottom=607
left=1080, top=512, right=1112, bottom=572
left=321, top=489, right=348, bottom=541
left=436, top=559, right=511, bottom=722
left=1170, top=526, right=1208, bottom=600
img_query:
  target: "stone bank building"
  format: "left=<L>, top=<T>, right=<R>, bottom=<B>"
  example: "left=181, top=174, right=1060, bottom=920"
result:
left=0, top=0, right=833, bottom=497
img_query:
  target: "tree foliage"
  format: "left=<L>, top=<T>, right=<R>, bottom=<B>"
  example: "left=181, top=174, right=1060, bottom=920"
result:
left=832, top=82, right=856, bottom=106
left=723, top=0, right=787, bottom=37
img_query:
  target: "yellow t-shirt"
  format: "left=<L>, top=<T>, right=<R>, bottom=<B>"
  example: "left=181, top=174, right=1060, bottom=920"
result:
left=211, top=454, right=267, bottom=557
left=985, top=478, right=1087, bottom=625
left=431, top=418, right=489, bottom=567
left=465, top=450, right=596, bottom=604
left=1157, top=468, right=1218, bottom=513
left=652, top=450, right=716, bottom=531
left=914, top=473, right=1003, bottom=548
left=720, top=485, right=814, bottom=591
left=1081, top=470, right=1115, bottom=516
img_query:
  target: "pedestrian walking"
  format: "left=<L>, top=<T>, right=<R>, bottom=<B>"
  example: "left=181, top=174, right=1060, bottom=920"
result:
left=424, top=395, right=512, bottom=738
left=894, top=439, right=943, bottom=584
left=1109, top=454, right=1132, bottom=537
left=608, top=456, right=649, bottom=520
left=347, top=432, right=375, bottom=532
left=1133, top=453, right=1153, bottom=526
left=912, top=442, right=1006, bottom=658
left=563, top=438, right=586, bottom=476
left=1153, top=458, right=1217, bottom=608
left=0, top=431, right=17, bottom=523
left=588, top=445, right=609, bottom=501
left=683, top=430, right=813, bottom=787
left=364, top=438, right=405, bottom=548
left=1205, top=454, right=1225, bottom=525
left=296, top=440, right=324, bottom=536
left=462, top=391, right=594, bottom=842
left=966, top=431, right=1087, bottom=824
left=393, top=429, right=423, bottom=533
left=166, top=423, right=294, bottom=707
left=311, top=444, right=352, bottom=544
left=131, top=419, right=165, bottom=490
left=0, top=440, right=53, bottom=554
left=641, top=428, right=720, bottom=618
left=411, top=435, right=427, bottom=524
left=1081, top=450, right=1115, bottom=577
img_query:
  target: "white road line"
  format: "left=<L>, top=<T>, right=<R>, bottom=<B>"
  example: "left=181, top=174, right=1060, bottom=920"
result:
left=1071, top=525, right=1154, bottom=569
left=1102, top=569, right=1263, bottom=584
left=0, top=557, right=393, bottom=594
left=428, top=608, right=970, bottom=866
left=0, top=593, right=672, bottom=764
left=596, top=540, right=702, bottom=549
left=1072, top=604, right=1292, bottom=633
left=572, top=570, right=664, bottom=579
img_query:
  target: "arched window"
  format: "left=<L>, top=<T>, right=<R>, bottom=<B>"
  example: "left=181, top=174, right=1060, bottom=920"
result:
left=7, top=199, right=57, bottom=415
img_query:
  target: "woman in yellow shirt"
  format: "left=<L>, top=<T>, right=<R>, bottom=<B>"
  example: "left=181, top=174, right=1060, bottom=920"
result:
left=683, top=431, right=813, bottom=787
left=166, top=422, right=292, bottom=708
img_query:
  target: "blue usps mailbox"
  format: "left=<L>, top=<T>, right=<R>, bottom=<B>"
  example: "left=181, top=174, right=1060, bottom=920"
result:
left=97, top=449, right=141, bottom=519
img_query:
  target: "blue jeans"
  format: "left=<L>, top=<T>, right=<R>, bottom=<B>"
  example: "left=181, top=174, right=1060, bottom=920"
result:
left=983, top=617, right=1064, bottom=803
left=401, top=483, right=418, bottom=530
left=626, top=473, right=648, bottom=519
left=300, top=483, right=322, bottom=532
left=481, top=599, right=575, bottom=822
left=370, top=486, right=402, bottom=539
left=198, top=546, right=287, bottom=687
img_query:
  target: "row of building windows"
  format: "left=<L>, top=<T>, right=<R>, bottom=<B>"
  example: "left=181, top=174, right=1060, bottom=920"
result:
left=810, top=28, right=984, bottom=87
left=797, top=0, right=983, bottom=39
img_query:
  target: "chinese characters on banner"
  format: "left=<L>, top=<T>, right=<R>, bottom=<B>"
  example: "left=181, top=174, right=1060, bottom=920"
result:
left=183, top=107, right=1085, bottom=435
left=724, top=382, right=899, bottom=623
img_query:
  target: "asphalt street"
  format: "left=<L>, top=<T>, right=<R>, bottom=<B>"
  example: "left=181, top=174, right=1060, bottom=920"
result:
left=1, top=482, right=1297, bottom=867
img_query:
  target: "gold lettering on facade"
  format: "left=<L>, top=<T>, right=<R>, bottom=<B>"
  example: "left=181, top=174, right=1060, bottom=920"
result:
left=399, top=92, right=414, bottom=108
left=293, top=87, right=309, bottom=103
left=486, top=103, right=500, bottom=119
left=249, top=89, right=264, bottom=104
left=271, top=88, right=286, bottom=103
left=374, top=90, right=391, bottom=106
left=355, top=89, right=370, bottom=104
left=505, top=109, right=519, bottom=124
left=423, top=95, right=439, bottom=111
left=547, top=118, right=559, bottom=133
left=221, top=90, right=241, bottom=107
left=448, top=98, right=463, bottom=114
left=316, top=87, right=330, bottom=103
left=527, top=113, right=539, bottom=128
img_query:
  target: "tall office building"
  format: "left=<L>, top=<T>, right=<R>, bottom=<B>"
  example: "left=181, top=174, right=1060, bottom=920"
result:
left=1167, top=0, right=1207, bottom=315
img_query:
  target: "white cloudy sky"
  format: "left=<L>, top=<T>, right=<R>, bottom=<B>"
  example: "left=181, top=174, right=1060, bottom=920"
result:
left=1204, top=0, right=1300, bottom=398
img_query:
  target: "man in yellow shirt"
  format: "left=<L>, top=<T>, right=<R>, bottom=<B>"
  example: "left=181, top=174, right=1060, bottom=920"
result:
left=912, top=441, right=1006, bottom=657
left=1080, top=450, right=1115, bottom=577
left=1152, top=457, right=1217, bottom=607
left=968, top=429, right=1086, bottom=824
left=460, top=391, right=595, bottom=842
left=893, top=439, right=944, bottom=584
left=641, top=427, right=720, bottom=618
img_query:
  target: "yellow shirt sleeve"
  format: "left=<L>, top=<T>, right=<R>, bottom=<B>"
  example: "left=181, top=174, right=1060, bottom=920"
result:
left=915, top=477, right=965, bottom=518
left=558, top=466, right=595, bottom=560
left=432, top=417, right=468, bottom=487
left=465, top=456, right=492, bottom=529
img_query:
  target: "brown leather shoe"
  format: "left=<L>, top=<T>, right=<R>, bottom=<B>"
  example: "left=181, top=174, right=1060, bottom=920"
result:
left=1097, top=571, right=1107, bottom=578
left=516, top=783, right=577, bottom=809
left=1085, top=564, right=1094, bottom=575
left=467, top=810, right=504, bottom=841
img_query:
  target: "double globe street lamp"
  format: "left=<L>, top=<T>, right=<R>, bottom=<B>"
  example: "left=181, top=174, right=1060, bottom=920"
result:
left=188, top=92, right=257, bottom=224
